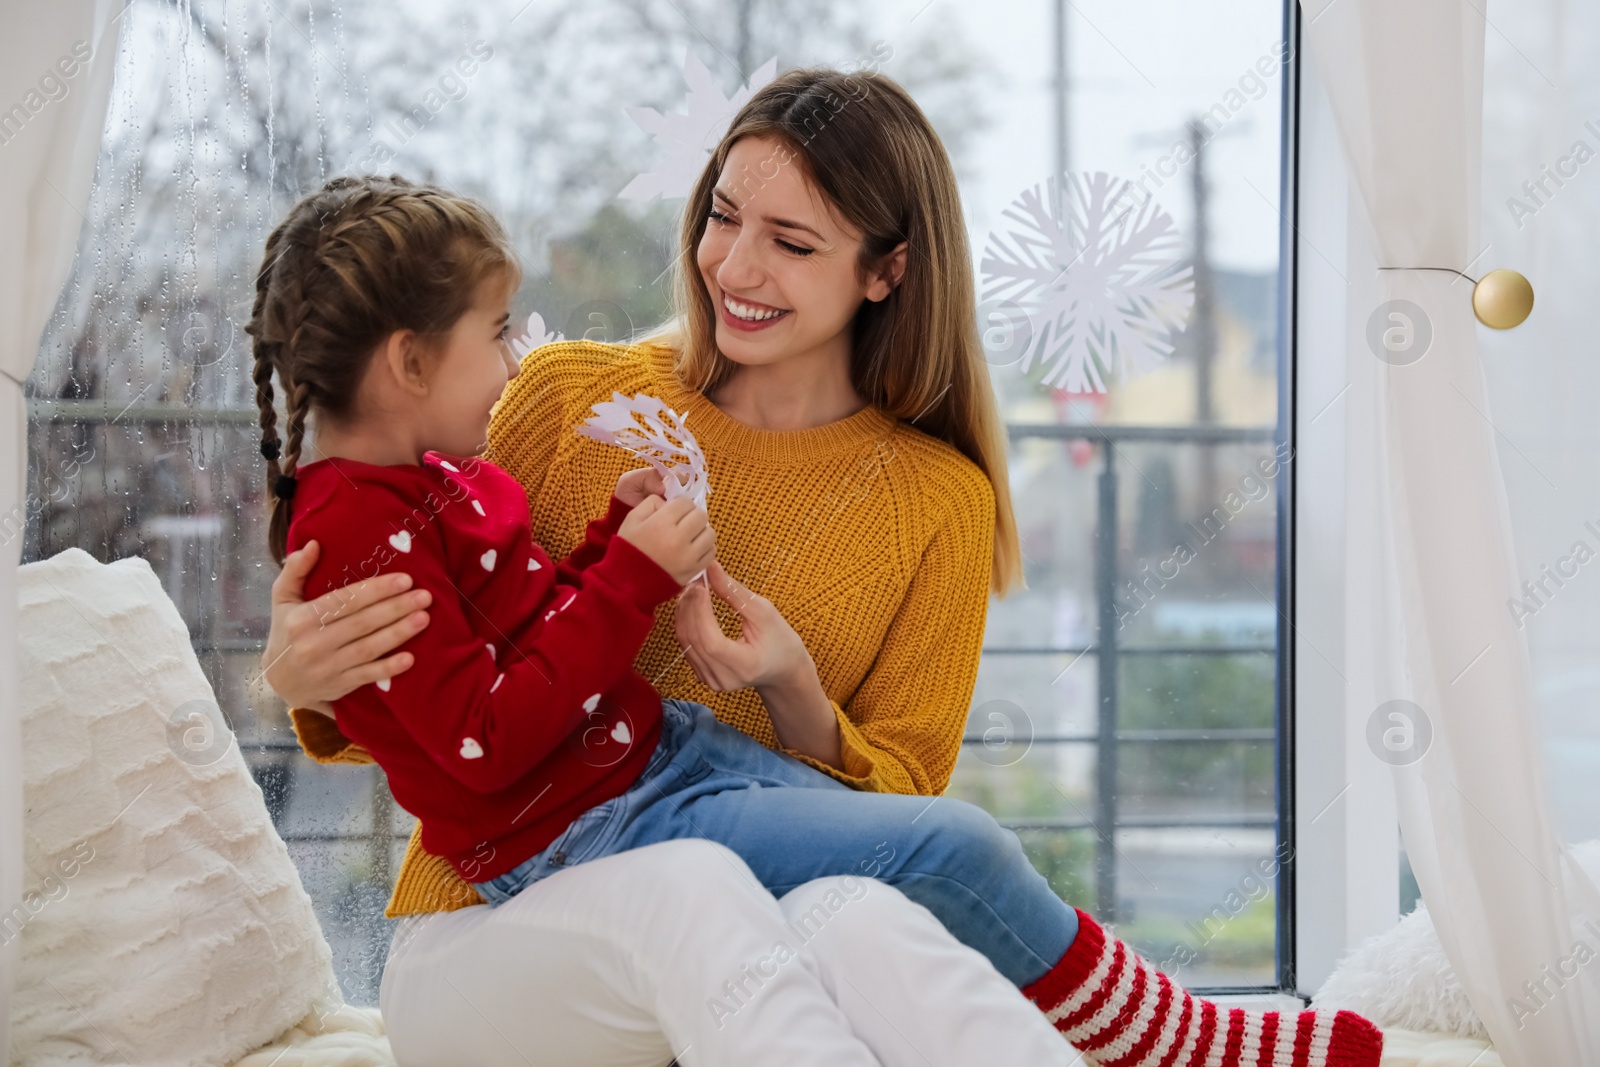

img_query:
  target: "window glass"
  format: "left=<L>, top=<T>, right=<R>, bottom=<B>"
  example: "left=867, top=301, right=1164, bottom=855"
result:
left=26, top=0, right=1289, bottom=1000
left=945, top=0, right=1289, bottom=990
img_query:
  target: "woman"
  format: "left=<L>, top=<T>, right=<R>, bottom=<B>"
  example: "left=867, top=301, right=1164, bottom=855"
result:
left=264, top=69, right=1380, bottom=1067
left=268, top=65, right=1043, bottom=1066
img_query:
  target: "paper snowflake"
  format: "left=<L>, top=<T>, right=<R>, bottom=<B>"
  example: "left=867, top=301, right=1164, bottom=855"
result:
left=618, top=51, right=779, bottom=202
left=510, top=312, right=562, bottom=358
left=979, top=172, right=1194, bottom=392
left=577, top=391, right=711, bottom=510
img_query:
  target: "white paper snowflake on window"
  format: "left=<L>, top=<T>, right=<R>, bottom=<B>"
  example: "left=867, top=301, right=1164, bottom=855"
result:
left=979, top=172, right=1194, bottom=393
left=509, top=311, right=562, bottom=358
left=618, top=51, right=779, bottom=202
left=577, top=391, right=711, bottom=510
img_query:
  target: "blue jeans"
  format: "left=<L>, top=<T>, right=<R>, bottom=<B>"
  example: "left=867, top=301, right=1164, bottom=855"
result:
left=472, top=700, right=1079, bottom=987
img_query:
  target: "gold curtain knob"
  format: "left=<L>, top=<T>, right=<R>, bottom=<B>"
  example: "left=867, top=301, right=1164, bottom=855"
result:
left=1472, top=269, right=1534, bottom=330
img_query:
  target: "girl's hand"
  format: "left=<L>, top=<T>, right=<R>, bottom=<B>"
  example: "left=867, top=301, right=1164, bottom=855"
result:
left=614, top=466, right=691, bottom=508
left=261, top=540, right=433, bottom=712
left=614, top=467, right=665, bottom=507
left=616, top=496, right=716, bottom=586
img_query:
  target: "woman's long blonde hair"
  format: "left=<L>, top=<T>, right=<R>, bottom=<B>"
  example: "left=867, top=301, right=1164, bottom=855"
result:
left=645, top=66, right=1022, bottom=597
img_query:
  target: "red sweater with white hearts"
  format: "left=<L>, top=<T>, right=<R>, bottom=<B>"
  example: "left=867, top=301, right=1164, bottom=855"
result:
left=285, top=452, right=682, bottom=883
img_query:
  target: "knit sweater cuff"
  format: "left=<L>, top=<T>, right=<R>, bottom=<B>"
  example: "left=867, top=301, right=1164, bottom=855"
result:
left=289, top=706, right=375, bottom=765
left=385, top=826, right=485, bottom=917
left=587, top=530, right=685, bottom=608
left=600, top=493, right=633, bottom=531
left=833, top=703, right=884, bottom=782
left=781, top=699, right=883, bottom=792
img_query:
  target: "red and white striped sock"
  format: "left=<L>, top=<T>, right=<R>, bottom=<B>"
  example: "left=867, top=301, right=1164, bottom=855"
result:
left=1023, top=909, right=1383, bottom=1067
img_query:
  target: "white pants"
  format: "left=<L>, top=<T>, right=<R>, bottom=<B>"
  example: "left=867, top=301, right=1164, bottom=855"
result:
left=379, top=839, right=1077, bottom=1067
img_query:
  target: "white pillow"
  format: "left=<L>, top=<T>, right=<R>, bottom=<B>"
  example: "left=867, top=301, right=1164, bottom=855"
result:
left=1312, top=900, right=1486, bottom=1039
left=9, top=548, right=340, bottom=1067
left=1313, top=839, right=1600, bottom=1041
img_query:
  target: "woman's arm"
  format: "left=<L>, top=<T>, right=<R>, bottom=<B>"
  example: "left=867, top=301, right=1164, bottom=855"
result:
left=809, top=505, right=995, bottom=794
left=676, top=496, right=996, bottom=795
left=676, top=561, right=844, bottom=769
left=262, top=540, right=433, bottom=762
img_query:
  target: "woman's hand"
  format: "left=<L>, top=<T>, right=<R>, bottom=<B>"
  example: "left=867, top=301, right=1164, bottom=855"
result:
left=674, top=560, right=808, bottom=692
left=262, top=540, right=434, bottom=713
left=675, top=561, right=843, bottom=769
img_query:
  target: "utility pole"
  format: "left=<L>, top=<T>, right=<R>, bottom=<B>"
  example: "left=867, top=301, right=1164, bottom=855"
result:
left=1188, top=117, right=1218, bottom=508
left=734, top=0, right=755, bottom=80
left=1053, top=0, right=1070, bottom=181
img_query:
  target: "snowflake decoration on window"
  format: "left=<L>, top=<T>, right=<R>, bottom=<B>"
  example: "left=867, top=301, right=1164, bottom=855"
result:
left=979, top=172, right=1194, bottom=392
left=618, top=51, right=779, bottom=202
left=577, top=391, right=711, bottom=511
left=509, top=312, right=562, bottom=358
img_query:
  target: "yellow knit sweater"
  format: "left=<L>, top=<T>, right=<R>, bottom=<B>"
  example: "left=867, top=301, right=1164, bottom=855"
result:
left=290, top=340, right=996, bottom=917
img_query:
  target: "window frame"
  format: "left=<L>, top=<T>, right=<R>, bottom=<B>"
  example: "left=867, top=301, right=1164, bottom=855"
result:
left=1275, top=0, right=1300, bottom=996
left=1286, top=0, right=1404, bottom=998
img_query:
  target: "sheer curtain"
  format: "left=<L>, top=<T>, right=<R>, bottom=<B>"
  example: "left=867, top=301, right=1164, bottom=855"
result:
left=1301, top=0, right=1600, bottom=1063
left=0, top=1, right=120, bottom=1052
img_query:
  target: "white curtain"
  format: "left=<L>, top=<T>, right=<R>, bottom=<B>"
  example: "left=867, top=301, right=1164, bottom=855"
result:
left=1301, top=1, right=1600, bottom=1064
left=0, top=1, right=120, bottom=1055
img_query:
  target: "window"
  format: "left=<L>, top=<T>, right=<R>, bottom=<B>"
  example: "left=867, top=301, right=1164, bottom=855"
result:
left=945, top=0, right=1294, bottom=992
left=25, top=0, right=1295, bottom=1002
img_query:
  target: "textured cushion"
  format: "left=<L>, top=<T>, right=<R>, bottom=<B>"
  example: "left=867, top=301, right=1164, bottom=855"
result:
left=1313, top=901, right=1487, bottom=1040
left=1315, top=840, right=1600, bottom=1056
left=9, top=548, right=339, bottom=1067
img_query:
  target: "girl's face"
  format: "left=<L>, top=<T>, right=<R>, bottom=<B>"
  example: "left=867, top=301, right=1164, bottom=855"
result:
left=418, top=274, right=518, bottom=457
left=696, top=135, right=902, bottom=370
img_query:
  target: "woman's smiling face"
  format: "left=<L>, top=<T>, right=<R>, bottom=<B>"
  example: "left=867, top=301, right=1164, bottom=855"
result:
left=696, top=134, right=900, bottom=368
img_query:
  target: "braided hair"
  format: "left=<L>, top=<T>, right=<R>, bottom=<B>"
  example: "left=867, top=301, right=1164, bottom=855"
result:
left=246, top=175, right=520, bottom=565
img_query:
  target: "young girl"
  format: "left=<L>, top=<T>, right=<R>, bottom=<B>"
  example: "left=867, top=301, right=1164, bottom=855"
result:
left=251, top=174, right=1382, bottom=1067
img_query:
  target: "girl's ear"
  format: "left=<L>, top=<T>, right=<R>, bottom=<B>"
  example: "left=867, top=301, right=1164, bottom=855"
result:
left=380, top=330, right=430, bottom=397
left=865, top=241, right=909, bottom=303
